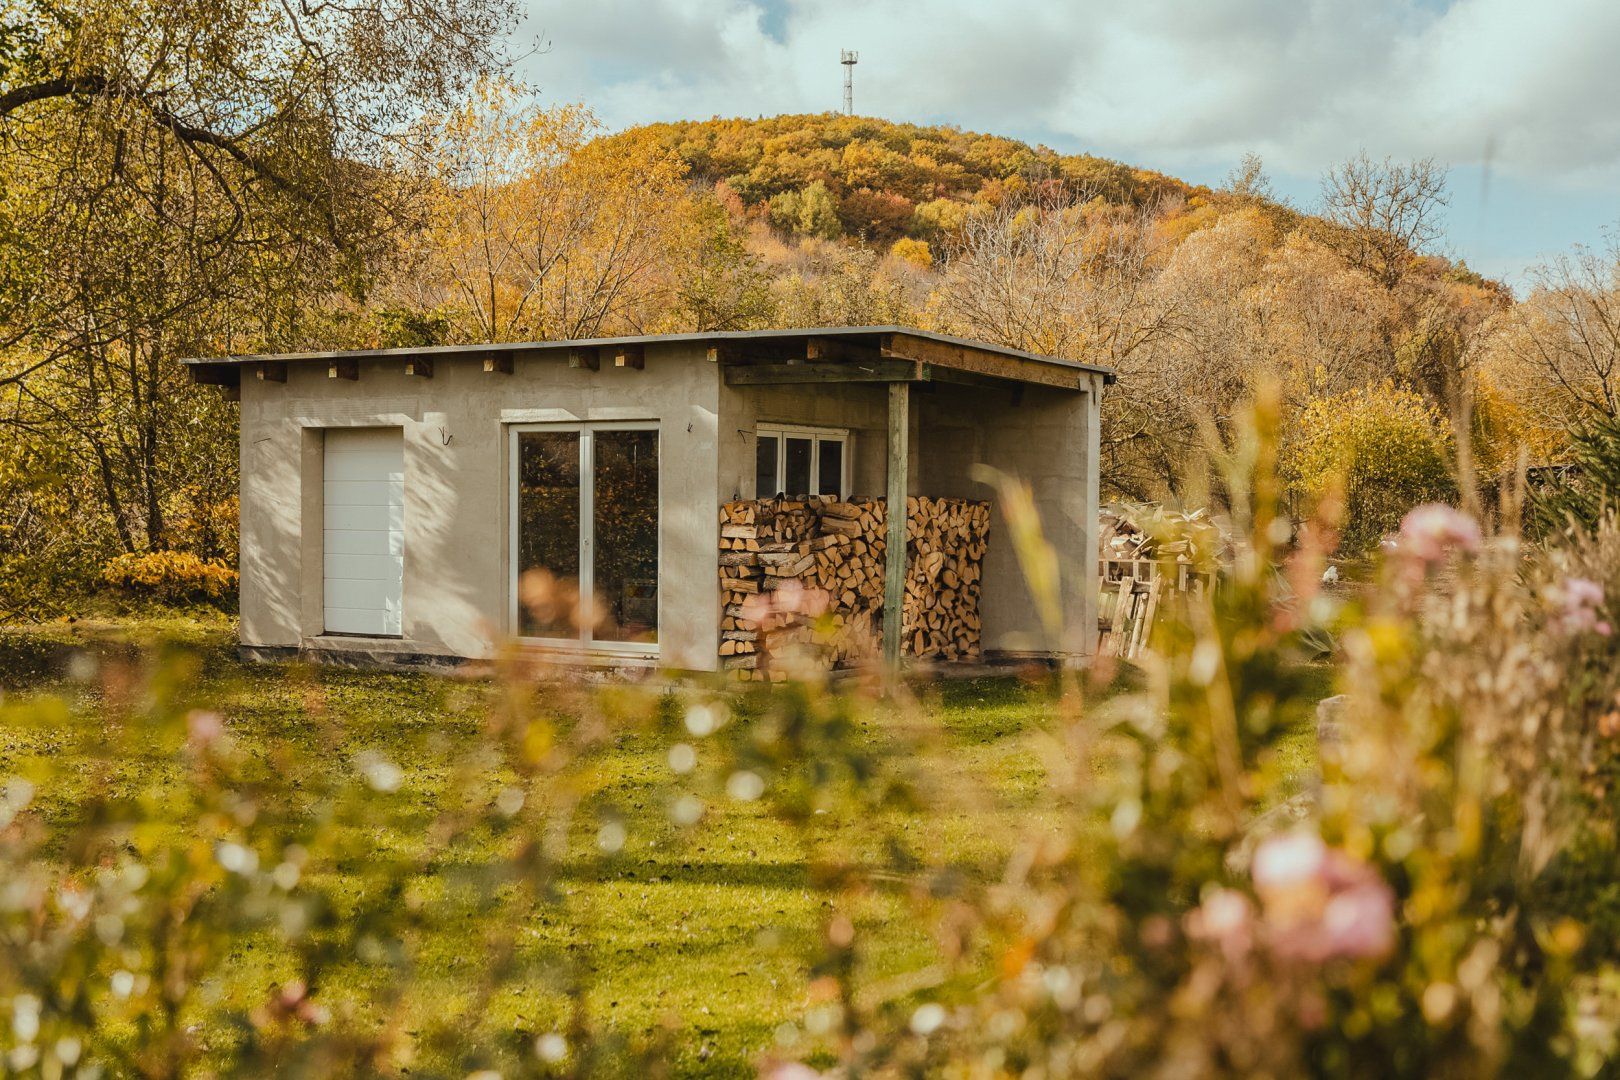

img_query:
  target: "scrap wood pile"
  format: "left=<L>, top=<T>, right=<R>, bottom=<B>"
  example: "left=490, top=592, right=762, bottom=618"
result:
left=1101, top=501, right=1229, bottom=569
left=1098, top=501, right=1227, bottom=660
left=718, top=495, right=990, bottom=679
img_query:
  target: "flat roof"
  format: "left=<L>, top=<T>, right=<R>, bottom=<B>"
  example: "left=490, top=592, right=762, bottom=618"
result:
left=182, top=326, right=1116, bottom=384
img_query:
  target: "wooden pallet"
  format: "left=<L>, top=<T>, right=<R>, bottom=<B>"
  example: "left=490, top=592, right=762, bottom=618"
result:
left=1097, top=576, right=1161, bottom=660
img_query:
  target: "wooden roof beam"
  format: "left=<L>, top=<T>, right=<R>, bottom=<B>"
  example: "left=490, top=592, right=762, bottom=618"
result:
left=723, top=359, right=927, bottom=386
left=806, top=335, right=880, bottom=363
left=879, top=331, right=1084, bottom=390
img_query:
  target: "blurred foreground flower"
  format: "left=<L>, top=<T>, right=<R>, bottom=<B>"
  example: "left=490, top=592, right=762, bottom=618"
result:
left=1548, top=576, right=1612, bottom=637
left=1252, top=831, right=1395, bottom=963
left=185, top=709, right=225, bottom=750
left=1185, top=887, right=1254, bottom=962
left=1396, top=503, right=1481, bottom=564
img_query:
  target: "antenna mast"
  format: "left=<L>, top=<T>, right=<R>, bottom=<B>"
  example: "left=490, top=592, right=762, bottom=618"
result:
left=840, top=49, right=858, bottom=115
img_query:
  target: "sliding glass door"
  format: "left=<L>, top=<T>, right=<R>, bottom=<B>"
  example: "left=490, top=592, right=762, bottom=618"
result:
left=510, top=423, right=659, bottom=649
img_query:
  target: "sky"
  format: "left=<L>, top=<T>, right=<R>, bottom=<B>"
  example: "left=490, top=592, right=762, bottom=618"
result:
left=512, top=0, right=1620, bottom=289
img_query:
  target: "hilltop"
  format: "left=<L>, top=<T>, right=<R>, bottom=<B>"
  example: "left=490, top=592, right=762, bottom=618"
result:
left=603, top=113, right=1230, bottom=245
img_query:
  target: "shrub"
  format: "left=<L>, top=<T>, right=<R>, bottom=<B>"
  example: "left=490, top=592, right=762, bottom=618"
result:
left=836, top=187, right=914, bottom=242
left=888, top=236, right=932, bottom=270
left=1286, top=380, right=1456, bottom=552
left=1532, top=410, right=1620, bottom=538
left=100, top=550, right=238, bottom=605
left=766, top=180, right=842, bottom=240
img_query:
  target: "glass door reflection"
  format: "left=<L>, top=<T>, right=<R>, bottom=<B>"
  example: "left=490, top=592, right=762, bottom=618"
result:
left=512, top=425, right=659, bottom=648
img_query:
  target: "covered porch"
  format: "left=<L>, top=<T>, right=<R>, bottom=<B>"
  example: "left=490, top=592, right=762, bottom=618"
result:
left=713, top=329, right=1109, bottom=667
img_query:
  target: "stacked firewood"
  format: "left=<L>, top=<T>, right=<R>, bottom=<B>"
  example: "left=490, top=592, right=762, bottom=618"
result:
left=901, top=496, right=990, bottom=660
left=717, top=494, right=989, bottom=679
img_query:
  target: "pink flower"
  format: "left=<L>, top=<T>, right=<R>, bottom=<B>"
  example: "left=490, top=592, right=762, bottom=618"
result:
left=1565, top=577, right=1604, bottom=607
left=1396, top=504, right=1481, bottom=563
left=1320, top=880, right=1396, bottom=959
left=1549, top=576, right=1611, bottom=636
left=761, top=1063, right=827, bottom=1080
left=1253, top=831, right=1327, bottom=893
left=1186, top=887, right=1254, bottom=961
left=186, top=710, right=226, bottom=750
left=740, top=580, right=831, bottom=628
left=1251, top=831, right=1397, bottom=964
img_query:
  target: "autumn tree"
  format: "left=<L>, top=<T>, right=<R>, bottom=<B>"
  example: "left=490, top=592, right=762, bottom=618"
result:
left=1489, top=236, right=1620, bottom=422
left=932, top=190, right=1167, bottom=362
left=664, top=197, right=776, bottom=333
left=768, top=180, right=842, bottom=241
left=0, top=0, right=514, bottom=581
left=769, top=242, right=913, bottom=328
left=931, top=190, right=1175, bottom=496
left=407, top=84, right=693, bottom=342
left=1285, top=381, right=1456, bottom=552
left=1316, top=154, right=1450, bottom=290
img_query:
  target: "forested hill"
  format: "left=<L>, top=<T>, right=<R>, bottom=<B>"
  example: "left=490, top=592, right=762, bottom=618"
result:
left=605, top=113, right=1222, bottom=244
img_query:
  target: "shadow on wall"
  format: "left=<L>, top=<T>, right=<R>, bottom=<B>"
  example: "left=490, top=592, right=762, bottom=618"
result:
left=242, top=427, right=304, bottom=649
left=404, top=407, right=497, bottom=658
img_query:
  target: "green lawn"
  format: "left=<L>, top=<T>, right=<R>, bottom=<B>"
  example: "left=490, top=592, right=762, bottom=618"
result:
left=0, top=617, right=1324, bottom=1075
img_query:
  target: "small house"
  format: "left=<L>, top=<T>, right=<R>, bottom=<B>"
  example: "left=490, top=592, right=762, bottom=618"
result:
left=186, top=328, right=1113, bottom=672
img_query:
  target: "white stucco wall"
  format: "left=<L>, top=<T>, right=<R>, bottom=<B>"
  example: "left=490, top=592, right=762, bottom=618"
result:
left=237, top=342, right=721, bottom=669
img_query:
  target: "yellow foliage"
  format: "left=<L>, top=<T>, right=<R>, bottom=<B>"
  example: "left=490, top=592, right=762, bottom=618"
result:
left=417, top=80, right=692, bottom=342
left=1471, top=374, right=1570, bottom=476
left=102, top=551, right=238, bottom=604
left=889, top=237, right=933, bottom=270
left=1285, top=382, right=1456, bottom=552
left=617, top=114, right=1199, bottom=224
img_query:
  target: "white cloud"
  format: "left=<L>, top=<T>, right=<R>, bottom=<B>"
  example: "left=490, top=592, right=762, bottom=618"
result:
left=516, top=0, right=1620, bottom=187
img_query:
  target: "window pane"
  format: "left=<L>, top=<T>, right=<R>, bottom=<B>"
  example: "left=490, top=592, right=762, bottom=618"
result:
left=818, top=439, right=844, bottom=497
left=755, top=434, right=779, bottom=498
left=593, top=429, right=659, bottom=643
left=784, top=437, right=812, bottom=495
left=516, top=431, right=580, bottom=638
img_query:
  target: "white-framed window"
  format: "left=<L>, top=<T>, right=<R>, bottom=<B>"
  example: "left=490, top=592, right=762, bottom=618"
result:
left=508, top=422, right=660, bottom=652
left=754, top=423, right=850, bottom=499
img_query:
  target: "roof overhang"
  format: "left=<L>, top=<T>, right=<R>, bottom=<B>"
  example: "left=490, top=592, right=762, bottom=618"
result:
left=183, top=326, right=1116, bottom=393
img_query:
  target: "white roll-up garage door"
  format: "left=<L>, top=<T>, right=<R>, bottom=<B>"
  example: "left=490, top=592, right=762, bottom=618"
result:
left=323, top=428, right=404, bottom=636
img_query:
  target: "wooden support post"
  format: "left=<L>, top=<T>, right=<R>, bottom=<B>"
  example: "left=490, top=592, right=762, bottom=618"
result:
left=404, top=356, right=432, bottom=378
left=328, top=358, right=358, bottom=380
left=614, top=344, right=645, bottom=369
left=483, top=353, right=513, bottom=374
left=256, top=361, right=287, bottom=383
left=568, top=348, right=599, bottom=371
left=884, top=380, right=910, bottom=669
